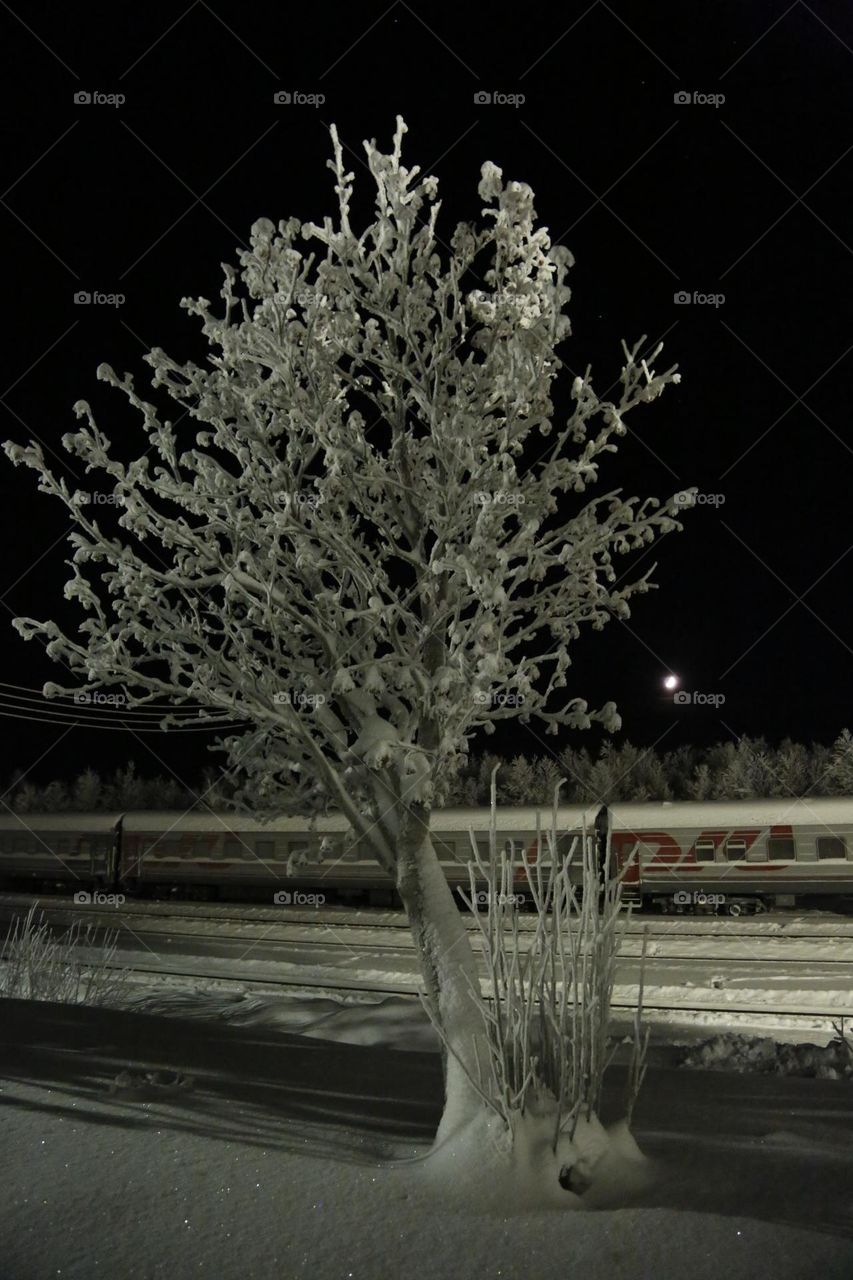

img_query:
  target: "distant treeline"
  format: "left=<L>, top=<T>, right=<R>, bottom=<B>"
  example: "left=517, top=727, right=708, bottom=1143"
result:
left=7, top=732, right=853, bottom=812
left=446, top=732, right=853, bottom=804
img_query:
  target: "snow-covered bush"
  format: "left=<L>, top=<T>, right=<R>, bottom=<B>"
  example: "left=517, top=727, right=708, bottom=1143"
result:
left=679, top=1023, right=853, bottom=1081
left=0, top=905, right=131, bottom=1006
left=420, top=771, right=650, bottom=1201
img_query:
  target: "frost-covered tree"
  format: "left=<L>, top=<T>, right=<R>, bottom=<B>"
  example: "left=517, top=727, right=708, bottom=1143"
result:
left=808, top=740, right=833, bottom=795
left=559, top=745, right=592, bottom=802
left=825, top=729, right=853, bottom=795
left=11, top=782, right=37, bottom=813
left=4, top=117, right=684, bottom=1193
left=470, top=752, right=504, bottom=805
left=660, top=744, right=696, bottom=799
left=503, top=754, right=537, bottom=804
left=5, top=767, right=26, bottom=802
left=72, top=767, right=102, bottom=811
left=103, top=762, right=145, bottom=810
left=773, top=740, right=810, bottom=796
left=714, top=737, right=775, bottom=799
left=686, top=762, right=714, bottom=801
left=39, top=779, right=70, bottom=813
left=531, top=754, right=564, bottom=805
left=583, top=741, right=626, bottom=802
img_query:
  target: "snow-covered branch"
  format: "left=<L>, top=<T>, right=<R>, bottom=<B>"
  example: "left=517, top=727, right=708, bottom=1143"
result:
left=4, top=113, right=685, bottom=822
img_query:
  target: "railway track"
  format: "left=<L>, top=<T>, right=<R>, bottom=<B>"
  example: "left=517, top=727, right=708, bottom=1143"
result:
left=87, top=933, right=853, bottom=966
left=4, top=892, right=853, bottom=943
left=4, top=888, right=849, bottom=1029
left=110, top=961, right=852, bottom=1026
left=4, top=900, right=853, bottom=965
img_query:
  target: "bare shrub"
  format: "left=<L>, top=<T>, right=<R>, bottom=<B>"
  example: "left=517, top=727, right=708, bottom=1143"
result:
left=0, top=904, right=131, bottom=1006
left=423, top=772, right=648, bottom=1151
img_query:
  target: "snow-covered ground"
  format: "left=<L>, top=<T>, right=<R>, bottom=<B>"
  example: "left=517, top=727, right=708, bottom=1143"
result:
left=3, top=898, right=853, bottom=1277
left=7, top=893, right=850, bottom=1041
left=1, top=994, right=853, bottom=1279
left=64, top=938, right=853, bottom=1043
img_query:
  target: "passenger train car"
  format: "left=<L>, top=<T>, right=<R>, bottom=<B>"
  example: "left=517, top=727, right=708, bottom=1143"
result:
left=1, top=798, right=852, bottom=912
left=609, top=798, right=853, bottom=913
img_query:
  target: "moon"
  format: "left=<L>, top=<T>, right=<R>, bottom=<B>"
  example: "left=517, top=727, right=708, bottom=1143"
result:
left=663, top=674, right=679, bottom=690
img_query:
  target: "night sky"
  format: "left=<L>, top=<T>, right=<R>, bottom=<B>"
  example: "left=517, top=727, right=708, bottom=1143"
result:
left=1, top=0, right=852, bottom=791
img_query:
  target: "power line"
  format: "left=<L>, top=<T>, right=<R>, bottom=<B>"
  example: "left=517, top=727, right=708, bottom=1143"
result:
left=0, top=699, right=245, bottom=733
left=0, top=679, right=219, bottom=714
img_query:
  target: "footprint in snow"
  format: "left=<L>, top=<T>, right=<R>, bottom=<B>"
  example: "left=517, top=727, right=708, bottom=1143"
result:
left=108, top=1069, right=194, bottom=1097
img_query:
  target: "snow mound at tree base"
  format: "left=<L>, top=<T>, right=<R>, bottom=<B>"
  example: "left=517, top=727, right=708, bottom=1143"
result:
left=418, top=1097, right=655, bottom=1211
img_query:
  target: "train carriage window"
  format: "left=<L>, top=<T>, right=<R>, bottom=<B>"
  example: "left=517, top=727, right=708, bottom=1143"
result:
left=145, top=839, right=167, bottom=859
left=206, top=841, right=230, bottom=861
left=502, top=835, right=528, bottom=862
left=502, top=835, right=526, bottom=862
left=299, top=831, right=357, bottom=862
left=557, top=832, right=584, bottom=862
left=432, top=838, right=458, bottom=863
left=337, top=834, right=360, bottom=862
left=317, top=838, right=341, bottom=862
left=695, top=839, right=716, bottom=863
left=286, top=839, right=321, bottom=864
left=472, top=838, right=492, bottom=865
left=162, top=834, right=187, bottom=858
left=224, top=838, right=253, bottom=861
left=255, top=839, right=275, bottom=861
left=817, top=836, right=846, bottom=860
left=768, top=837, right=796, bottom=860
left=520, top=835, right=554, bottom=864
left=725, top=839, right=746, bottom=861
left=450, top=834, right=471, bottom=863
left=520, top=833, right=580, bottom=864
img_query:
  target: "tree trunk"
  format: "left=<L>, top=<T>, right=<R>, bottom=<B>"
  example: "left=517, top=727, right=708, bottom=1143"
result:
left=396, top=808, right=491, bottom=1146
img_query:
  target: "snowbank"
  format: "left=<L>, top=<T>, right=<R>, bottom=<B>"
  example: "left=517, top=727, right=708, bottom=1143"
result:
left=678, top=1030, right=853, bottom=1079
left=1, top=998, right=853, bottom=1279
